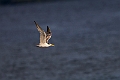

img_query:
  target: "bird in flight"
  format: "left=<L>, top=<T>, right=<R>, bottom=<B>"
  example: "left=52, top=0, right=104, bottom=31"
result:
left=34, top=21, right=54, bottom=47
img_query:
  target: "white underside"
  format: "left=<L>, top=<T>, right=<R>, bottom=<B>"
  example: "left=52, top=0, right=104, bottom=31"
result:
left=37, top=43, right=50, bottom=47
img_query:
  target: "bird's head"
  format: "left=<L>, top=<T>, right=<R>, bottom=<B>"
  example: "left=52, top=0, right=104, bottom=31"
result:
left=49, top=43, right=55, bottom=46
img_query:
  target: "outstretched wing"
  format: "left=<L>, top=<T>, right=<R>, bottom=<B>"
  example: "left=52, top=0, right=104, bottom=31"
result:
left=46, top=26, right=52, bottom=43
left=34, top=21, right=46, bottom=44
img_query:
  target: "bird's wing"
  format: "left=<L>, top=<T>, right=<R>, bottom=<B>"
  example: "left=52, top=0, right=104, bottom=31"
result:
left=34, top=21, right=46, bottom=44
left=46, top=26, right=52, bottom=43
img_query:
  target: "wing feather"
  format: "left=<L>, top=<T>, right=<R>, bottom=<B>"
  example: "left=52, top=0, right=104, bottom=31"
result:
left=46, top=26, right=52, bottom=43
left=34, top=21, right=46, bottom=44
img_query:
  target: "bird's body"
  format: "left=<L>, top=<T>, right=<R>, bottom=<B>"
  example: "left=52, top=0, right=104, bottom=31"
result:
left=36, top=43, right=52, bottom=47
left=34, top=21, right=54, bottom=47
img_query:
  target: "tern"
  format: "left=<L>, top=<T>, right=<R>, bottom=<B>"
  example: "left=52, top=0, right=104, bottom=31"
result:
left=34, top=21, right=54, bottom=47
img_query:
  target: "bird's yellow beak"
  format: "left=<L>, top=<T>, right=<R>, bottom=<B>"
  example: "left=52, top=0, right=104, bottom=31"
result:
left=51, top=44, right=55, bottom=46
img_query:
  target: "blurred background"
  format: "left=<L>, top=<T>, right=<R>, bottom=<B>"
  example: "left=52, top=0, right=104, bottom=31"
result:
left=0, top=0, right=120, bottom=80
left=0, top=0, right=71, bottom=5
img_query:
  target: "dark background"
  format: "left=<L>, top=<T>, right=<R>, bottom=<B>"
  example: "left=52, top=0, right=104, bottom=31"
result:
left=0, top=0, right=71, bottom=5
left=0, top=0, right=120, bottom=80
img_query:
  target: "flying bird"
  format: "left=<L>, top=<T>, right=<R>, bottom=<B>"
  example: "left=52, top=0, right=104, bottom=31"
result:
left=34, top=21, right=54, bottom=47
